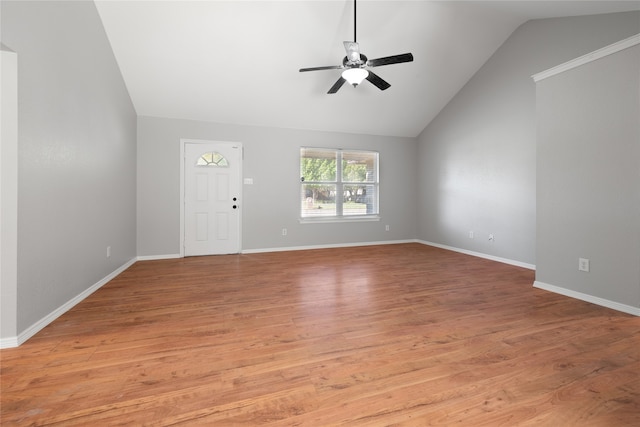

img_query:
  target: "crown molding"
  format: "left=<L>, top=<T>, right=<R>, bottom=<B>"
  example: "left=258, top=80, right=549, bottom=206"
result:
left=532, top=33, right=640, bottom=83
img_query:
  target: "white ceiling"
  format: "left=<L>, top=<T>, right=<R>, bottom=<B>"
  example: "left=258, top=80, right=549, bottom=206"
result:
left=95, top=1, right=640, bottom=137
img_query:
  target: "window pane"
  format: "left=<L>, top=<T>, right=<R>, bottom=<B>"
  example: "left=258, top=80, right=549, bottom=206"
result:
left=343, top=184, right=377, bottom=216
left=196, top=151, right=229, bottom=167
left=301, top=148, right=337, bottom=182
left=342, top=151, right=377, bottom=183
left=301, top=184, right=336, bottom=217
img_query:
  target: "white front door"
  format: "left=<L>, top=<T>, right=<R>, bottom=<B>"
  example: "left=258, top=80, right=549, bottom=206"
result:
left=183, top=141, right=241, bottom=256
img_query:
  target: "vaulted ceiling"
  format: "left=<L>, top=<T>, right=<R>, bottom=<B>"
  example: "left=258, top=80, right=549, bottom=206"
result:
left=95, top=1, right=640, bottom=137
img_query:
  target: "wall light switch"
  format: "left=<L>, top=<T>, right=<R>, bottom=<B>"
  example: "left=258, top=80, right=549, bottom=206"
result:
left=578, top=258, right=590, bottom=272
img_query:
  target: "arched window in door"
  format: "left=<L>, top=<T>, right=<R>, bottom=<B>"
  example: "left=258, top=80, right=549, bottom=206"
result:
left=196, top=152, right=229, bottom=167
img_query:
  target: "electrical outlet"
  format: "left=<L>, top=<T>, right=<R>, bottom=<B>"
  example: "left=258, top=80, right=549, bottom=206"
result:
left=282, top=228, right=287, bottom=236
left=578, top=258, right=590, bottom=272
left=469, top=231, right=474, bottom=239
left=385, top=225, right=390, bottom=231
left=106, top=246, right=111, bottom=258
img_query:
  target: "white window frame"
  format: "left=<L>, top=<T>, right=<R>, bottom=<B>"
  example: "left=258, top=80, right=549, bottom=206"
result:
left=299, top=147, right=380, bottom=223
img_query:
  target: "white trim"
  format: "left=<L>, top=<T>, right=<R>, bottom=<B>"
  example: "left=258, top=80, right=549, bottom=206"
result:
left=179, top=139, right=243, bottom=257
left=532, top=33, right=640, bottom=82
left=299, top=216, right=380, bottom=224
left=533, top=281, right=640, bottom=317
left=416, top=240, right=536, bottom=270
left=241, top=239, right=416, bottom=254
left=0, top=335, right=18, bottom=349
left=241, top=240, right=536, bottom=271
left=1, top=49, right=19, bottom=344
left=137, top=254, right=182, bottom=261
left=0, top=257, right=137, bottom=349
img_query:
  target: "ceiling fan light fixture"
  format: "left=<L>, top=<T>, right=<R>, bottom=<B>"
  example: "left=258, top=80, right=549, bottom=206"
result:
left=342, top=68, right=368, bottom=86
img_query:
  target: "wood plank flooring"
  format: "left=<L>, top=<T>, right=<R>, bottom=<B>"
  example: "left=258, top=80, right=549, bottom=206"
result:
left=1, top=243, right=639, bottom=426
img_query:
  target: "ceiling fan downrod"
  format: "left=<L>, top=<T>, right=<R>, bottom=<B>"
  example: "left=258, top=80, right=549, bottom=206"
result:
left=353, top=0, right=357, bottom=44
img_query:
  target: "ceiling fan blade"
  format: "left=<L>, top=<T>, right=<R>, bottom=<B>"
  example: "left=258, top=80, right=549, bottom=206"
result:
left=365, top=71, right=391, bottom=91
left=367, top=53, right=414, bottom=67
left=299, top=65, right=343, bottom=72
left=328, top=77, right=346, bottom=94
left=343, top=41, right=361, bottom=63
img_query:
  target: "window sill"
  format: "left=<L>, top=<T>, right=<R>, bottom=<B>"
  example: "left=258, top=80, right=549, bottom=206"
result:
left=299, top=216, right=380, bottom=224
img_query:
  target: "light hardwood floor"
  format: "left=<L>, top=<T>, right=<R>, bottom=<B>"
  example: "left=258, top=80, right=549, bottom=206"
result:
left=1, top=243, right=639, bottom=426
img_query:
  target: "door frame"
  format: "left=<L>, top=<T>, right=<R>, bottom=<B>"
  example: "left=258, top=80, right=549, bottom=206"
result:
left=179, top=138, right=243, bottom=257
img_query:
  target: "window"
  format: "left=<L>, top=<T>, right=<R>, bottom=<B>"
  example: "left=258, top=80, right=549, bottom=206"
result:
left=300, top=148, right=379, bottom=219
left=196, top=152, right=229, bottom=167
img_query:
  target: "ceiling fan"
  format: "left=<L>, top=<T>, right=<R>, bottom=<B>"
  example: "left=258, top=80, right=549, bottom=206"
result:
left=299, top=0, right=414, bottom=94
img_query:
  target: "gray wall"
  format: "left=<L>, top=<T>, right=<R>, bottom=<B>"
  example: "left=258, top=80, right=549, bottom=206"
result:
left=2, top=1, right=137, bottom=335
left=536, top=44, right=640, bottom=308
left=137, top=116, right=417, bottom=256
left=416, top=12, right=640, bottom=266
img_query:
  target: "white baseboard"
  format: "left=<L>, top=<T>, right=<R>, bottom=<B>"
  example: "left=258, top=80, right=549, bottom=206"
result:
left=241, top=239, right=417, bottom=254
left=136, top=241, right=417, bottom=257
left=0, top=241, right=539, bottom=349
left=9, top=245, right=632, bottom=349
left=417, top=240, right=536, bottom=270
left=0, top=257, right=137, bottom=349
left=533, top=281, right=640, bottom=316
left=0, top=335, right=18, bottom=349
left=136, top=253, right=181, bottom=261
